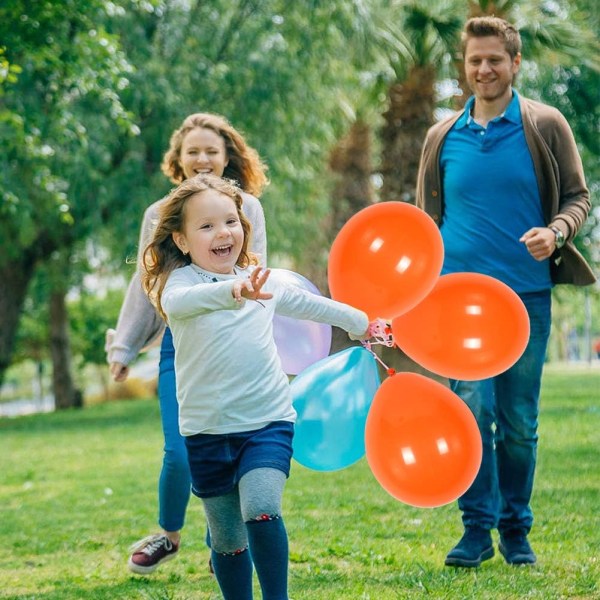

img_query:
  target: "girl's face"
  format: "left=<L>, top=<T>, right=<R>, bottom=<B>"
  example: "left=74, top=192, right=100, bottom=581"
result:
left=172, top=190, right=244, bottom=274
left=180, top=127, right=228, bottom=180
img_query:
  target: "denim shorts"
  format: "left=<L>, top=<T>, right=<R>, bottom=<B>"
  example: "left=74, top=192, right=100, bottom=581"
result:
left=184, top=420, right=295, bottom=498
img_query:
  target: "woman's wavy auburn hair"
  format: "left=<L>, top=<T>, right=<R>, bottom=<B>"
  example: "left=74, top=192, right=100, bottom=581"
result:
left=161, top=112, right=269, bottom=196
left=142, top=174, right=257, bottom=321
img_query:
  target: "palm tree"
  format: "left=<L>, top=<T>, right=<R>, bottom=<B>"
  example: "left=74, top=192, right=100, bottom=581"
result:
left=378, top=2, right=463, bottom=204
left=378, top=0, right=599, bottom=202
left=299, top=118, right=376, bottom=298
left=375, top=0, right=598, bottom=374
left=454, top=0, right=600, bottom=108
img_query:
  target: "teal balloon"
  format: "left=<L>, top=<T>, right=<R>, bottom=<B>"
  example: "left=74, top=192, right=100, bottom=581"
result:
left=291, top=346, right=380, bottom=471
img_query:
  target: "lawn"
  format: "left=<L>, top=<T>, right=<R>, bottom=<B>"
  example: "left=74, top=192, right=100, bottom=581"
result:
left=1, top=365, right=599, bottom=599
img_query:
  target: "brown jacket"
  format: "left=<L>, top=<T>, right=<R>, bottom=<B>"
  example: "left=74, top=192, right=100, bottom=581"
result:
left=416, top=94, right=596, bottom=286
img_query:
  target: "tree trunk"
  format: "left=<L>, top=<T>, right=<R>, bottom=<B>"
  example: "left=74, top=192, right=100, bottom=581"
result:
left=328, top=119, right=375, bottom=233
left=378, top=66, right=446, bottom=376
left=318, top=119, right=377, bottom=354
left=0, top=257, right=37, bottom=387
left=380, top=64, right=436, bottom=204
left=300, top=119, right=375, bottom=295
left=49, top=289, right=80, bottom=409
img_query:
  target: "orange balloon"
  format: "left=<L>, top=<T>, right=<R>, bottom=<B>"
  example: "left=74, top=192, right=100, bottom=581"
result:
left=365, top=373, right=482, bottom=508
left=328, top=202, right=443, bottom=320
left=392, top=273, right=530, bottom=380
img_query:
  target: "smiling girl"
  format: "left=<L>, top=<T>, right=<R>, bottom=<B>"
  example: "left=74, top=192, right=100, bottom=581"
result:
left=106, top=113, right=268, bottom=574
left=142, top=174, right=369, bottom=600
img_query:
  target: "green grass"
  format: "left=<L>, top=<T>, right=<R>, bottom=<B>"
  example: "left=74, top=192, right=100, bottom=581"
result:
left=1, top=366, right=599, bottom=599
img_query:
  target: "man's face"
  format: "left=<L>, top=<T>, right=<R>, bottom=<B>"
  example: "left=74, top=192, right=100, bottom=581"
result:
left=464, top=35, right=521, bottom=103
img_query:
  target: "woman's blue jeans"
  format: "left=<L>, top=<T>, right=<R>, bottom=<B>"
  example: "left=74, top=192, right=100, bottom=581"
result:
left=450, top=290, right=551, bottom=535
left=157, top=327, right=191, bottom=532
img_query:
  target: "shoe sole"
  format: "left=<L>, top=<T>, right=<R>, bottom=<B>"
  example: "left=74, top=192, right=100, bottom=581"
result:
left=498, top=542, right=536, bottom=565
left=445, top=546, right=494, bottom=568
left=127, top=551, right=177, bottom=575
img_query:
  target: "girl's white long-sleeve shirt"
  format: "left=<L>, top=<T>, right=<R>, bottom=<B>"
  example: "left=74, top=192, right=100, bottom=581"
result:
left=162, top=264, right=368, bottom=436
left=106, top=192, right=267, bottom=367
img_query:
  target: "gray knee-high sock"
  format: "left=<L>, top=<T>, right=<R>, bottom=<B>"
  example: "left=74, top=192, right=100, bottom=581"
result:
left=202, top=489, right=252, bottom=599
left=246, top=516, right=288, bottom=600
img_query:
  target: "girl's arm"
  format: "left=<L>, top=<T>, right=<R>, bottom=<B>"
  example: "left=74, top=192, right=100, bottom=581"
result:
left=163, top=268, right=246, bottom=320
left=274, top=274, right=369, bottom=338
left=164, top=267, right=273, bottom=320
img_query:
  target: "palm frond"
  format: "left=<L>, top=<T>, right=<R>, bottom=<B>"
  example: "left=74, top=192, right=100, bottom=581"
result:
left=521, top=20, right=600, bottom=72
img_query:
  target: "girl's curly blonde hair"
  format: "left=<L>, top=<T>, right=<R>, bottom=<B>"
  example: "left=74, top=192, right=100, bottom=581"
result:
left=142, top=174, right=257, bottom=321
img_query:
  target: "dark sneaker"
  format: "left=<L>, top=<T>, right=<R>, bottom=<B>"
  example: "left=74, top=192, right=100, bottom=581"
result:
left=128, top=534, right=179, bottom=574
left=445, top=527, right=494, bottom=568
left=499, top=531, right=536, bottom=565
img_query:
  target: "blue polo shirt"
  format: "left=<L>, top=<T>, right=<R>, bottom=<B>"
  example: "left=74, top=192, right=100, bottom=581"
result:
left=439, top=91, right=552, bottom=293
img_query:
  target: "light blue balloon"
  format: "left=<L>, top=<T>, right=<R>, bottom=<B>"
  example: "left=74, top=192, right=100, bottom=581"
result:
left=291, top=346, right=381, bottom=471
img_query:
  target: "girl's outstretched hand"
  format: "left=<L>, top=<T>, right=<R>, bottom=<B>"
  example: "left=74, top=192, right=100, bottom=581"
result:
left=348, top=318, right=393, bottom=343
left=232, top=267, right=274, bottom=303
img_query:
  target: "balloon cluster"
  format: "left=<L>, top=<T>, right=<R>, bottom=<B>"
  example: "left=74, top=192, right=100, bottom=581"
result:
left=278, top=202, right=530, bottom=508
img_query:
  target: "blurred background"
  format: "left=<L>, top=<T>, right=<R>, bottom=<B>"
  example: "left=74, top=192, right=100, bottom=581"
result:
left=1, top=0, right=598, bottom=416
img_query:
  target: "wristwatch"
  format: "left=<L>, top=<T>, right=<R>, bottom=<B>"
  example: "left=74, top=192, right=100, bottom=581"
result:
left=549, top=226, right=565, bottom=249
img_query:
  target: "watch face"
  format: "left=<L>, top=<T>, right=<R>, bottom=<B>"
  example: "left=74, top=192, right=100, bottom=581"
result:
left=550, top=227, right=565, bottom=248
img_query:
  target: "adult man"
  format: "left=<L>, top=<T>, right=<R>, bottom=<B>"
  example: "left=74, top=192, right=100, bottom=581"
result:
left=416, top=17, right=595, bottom=568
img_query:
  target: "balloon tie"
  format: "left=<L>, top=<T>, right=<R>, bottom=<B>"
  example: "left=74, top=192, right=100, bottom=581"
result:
left=361, top=319, right=396, bottom=377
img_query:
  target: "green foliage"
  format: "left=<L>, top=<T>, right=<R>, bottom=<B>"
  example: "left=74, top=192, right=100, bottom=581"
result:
left=0, top=46, right=21, bottom=87
left=1, top=0, right=598, bottom=386
left=389, top=2, right=463, bottom=74
left=549, top=286, right=600, bottom=362
left=11, top=264, right=54, bottom=364
left=97, top=0, right=392, bottom=264
left=1, top=368, right=599, bottom=598
left=0, top=0, right=135, bottom=255
left=69, top=289, right=124, bottom=368
left=10, top=243, right=124, bottom=372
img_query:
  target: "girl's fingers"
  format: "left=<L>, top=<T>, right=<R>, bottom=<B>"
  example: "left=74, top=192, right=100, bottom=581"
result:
left=232, top=281, right=244, bottom=302
left=235, top=268, right=273, bottom=302
left=257, top=290, right=274, bottom=300
left=253, top=267, right=270, bottom=291
left=259, top=268, right=271, bottom=286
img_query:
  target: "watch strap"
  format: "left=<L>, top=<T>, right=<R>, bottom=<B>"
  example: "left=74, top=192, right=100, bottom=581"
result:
left=549, top=226, right=565, bottom=248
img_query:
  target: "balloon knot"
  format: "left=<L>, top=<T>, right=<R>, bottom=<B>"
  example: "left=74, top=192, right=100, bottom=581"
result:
left=367, top=318, right=395, bottom=347
left=387, top=368, right=396, bottom=377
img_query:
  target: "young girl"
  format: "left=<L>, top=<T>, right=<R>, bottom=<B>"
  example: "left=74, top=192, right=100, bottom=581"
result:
left=142, top=174, right=369, bottom=600
left=106, top=112, right=268, bottom=573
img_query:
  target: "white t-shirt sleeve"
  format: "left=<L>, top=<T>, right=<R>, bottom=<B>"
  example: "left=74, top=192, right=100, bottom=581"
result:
left=273, top=274, right=368, bottom=337
left=162, top=268, right=244, bottom=321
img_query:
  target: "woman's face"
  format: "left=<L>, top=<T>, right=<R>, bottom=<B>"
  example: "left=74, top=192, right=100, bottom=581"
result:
left=180, top=127, right=229, bottom=180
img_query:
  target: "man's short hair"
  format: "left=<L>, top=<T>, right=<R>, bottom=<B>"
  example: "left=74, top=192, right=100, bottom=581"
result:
left=461, top=16, right=522, bottom=59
